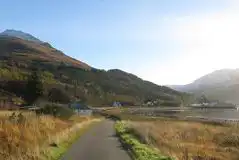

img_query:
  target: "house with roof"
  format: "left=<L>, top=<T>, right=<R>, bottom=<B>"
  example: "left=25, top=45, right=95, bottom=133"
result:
left=112, top=101, right=121, bottom=107
left=70, top=102, right=92, bottom=116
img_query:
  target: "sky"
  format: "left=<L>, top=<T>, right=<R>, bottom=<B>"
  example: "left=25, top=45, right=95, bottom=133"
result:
left=1, top=0, right=239, bottom=85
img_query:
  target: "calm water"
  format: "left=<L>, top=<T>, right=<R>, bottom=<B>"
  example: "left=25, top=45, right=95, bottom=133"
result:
left=188, top=109, right=239, bottom=120
left=126, top=107, right=239, bottom=120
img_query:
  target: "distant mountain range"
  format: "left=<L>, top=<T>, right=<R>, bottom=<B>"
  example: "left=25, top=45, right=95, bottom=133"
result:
left=169, top=69, right=239, bottom=104
left=0, top=29, right=187, bottom=106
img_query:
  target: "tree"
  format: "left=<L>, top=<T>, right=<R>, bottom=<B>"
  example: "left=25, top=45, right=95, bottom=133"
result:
left=48, top=88, right=70, bottom=104
left=25, top=69, right=43, bottom=104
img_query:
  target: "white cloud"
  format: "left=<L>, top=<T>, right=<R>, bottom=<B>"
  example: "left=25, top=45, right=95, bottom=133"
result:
left=158, top=6, right=239, bottom=85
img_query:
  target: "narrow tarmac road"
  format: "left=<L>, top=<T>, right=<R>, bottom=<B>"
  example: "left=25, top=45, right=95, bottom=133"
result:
left=61, top=119, right=131, bottom=160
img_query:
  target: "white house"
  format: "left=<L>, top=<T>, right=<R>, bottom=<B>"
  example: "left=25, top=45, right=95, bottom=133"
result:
left=113, top=101, right=121, bottom=107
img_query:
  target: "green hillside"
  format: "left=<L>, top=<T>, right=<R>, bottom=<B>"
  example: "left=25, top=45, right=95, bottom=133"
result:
left=170, top=69, right=239, bottom=104
left=0, top=33, right=187, bottom=107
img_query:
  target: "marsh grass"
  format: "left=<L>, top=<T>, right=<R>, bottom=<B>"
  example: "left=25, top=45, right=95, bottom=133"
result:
left=0, top=110, right=94, bottom=160
left=128, top=120, right=239, bottom=160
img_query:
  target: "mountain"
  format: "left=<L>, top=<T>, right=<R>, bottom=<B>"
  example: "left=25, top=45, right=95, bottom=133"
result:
left=0, top=29, right=187, bottom=106
left=0, top=36, right=91, bottom=70
left=169, top=69, right=239, bottom=104
left=0, top=29, right=43, bottom=43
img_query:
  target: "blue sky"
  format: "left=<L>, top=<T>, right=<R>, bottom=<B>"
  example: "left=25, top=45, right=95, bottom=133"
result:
left=1, top=0, right=239, bottom=85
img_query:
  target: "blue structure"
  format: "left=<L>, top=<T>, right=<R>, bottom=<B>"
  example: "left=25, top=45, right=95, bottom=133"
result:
left=70, top=102, right=92, bottom=116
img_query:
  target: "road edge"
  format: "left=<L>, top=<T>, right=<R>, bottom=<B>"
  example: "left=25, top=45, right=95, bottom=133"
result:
left=43, top=119, right=102, bottom=160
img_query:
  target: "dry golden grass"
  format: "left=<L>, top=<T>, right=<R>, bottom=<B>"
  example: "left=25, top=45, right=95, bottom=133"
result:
left=128, top=120, right=239, bottom=160
left=0, top=111, right=35, bottom=119
left=0, top=111, right=93, bottom=160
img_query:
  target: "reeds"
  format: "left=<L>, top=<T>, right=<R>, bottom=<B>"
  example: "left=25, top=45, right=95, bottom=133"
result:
left=128, top=120, right=239, bottom=160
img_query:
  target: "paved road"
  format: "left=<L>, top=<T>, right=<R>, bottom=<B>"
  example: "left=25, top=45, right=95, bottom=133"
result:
left=61, top=119, right=131, bottom=160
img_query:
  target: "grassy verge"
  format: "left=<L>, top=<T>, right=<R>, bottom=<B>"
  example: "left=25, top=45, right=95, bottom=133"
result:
left=0, top=109, right=102, bottom=160
left=45, top=119, right=101, bottom=160
left=115, top=121, right=173, bottom=160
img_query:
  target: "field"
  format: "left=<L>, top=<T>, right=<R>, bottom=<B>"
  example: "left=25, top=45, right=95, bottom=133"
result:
left=122, top=119, right=239, bottom=160
left=105, top=108, right=239, bottom=160
left=0, top=110, right=96, bottom=160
